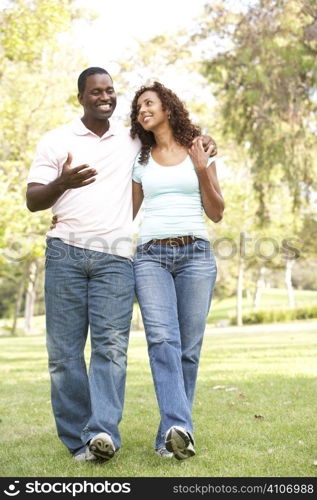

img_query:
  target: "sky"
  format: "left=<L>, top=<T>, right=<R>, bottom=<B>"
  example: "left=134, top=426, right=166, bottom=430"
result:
left=74, top=0, right=208, bottom=70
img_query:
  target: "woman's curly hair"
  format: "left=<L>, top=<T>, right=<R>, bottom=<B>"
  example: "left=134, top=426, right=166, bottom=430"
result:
left=130, top=81, right=201, bottom=165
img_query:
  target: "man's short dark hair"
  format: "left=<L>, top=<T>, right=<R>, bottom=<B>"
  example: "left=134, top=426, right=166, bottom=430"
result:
left=77, top=67, right=112, bottom=94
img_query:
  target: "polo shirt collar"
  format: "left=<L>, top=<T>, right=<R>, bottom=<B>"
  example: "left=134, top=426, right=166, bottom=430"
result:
left=71, top=117, right=118, bottom=138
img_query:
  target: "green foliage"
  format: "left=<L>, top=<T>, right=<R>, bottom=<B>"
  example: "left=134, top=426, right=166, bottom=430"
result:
left=292, top=258, right=317, bottom=290
left=0, top=0, right=91, bottom=330
left=196, top=0, right=317, bottom=221
left=207, top=287, right=317, bottom=325
left=0, top=277, right=17, bottom=317
left=0, top=0, right=73, bottom=64
left=232, top=304, right=317, bottom=325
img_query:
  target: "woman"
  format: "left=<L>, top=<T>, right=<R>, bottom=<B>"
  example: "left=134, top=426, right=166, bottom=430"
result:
left=130, top=82, right=224, bottom=460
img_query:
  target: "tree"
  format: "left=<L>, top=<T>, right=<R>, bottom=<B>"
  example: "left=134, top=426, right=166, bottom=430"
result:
left=192, top=0, right=317, bottom=223
left=0, top=0, right=91, bottom=333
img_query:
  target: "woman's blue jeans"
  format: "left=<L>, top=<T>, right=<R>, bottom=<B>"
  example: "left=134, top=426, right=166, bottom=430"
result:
left=44, top=238, right=134, bottom=455
left=133, top=239, right=217, bottom=449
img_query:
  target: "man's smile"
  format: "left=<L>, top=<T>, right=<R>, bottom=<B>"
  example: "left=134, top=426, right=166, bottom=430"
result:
left=97, top=103, right=113, bottom=110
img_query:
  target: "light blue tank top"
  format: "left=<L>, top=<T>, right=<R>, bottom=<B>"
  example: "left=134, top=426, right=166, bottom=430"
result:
left=132, top=152, right=210, bottom=245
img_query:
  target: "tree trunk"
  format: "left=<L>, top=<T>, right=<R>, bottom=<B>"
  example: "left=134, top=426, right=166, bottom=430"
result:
left=236, top=232, right=246, bottom=327
left=11, top=278, right=25, bottom=336
left=24, top=260, right=39, bottom=335
left=253, top=266, right=266, bottom=309
left=285, top=258, right=295, bottom=309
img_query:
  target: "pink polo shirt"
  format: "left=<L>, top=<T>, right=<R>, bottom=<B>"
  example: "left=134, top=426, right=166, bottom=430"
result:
left=27, top=118, right=141, bottom=258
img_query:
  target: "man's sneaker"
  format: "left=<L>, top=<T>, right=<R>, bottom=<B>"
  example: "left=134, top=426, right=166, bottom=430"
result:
left=155, top=447, right=173, bottom=458
left=73, top=448, right=97, bottom=462
left=165, top=426, right=196, bottom=460
left=89, top=432, right=115, bottom=461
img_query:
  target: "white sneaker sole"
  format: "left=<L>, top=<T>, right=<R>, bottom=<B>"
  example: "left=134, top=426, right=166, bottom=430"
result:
left=89, top=432, right=115, bottom=461
left=165, top=426, right=196, bottom=460
left=73, top=448, right=97, bottom=462
left=155, top=447, right=173, bottom=458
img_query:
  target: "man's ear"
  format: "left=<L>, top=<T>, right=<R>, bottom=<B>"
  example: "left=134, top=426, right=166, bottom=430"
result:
left=78, top=93, right=83, bottom=106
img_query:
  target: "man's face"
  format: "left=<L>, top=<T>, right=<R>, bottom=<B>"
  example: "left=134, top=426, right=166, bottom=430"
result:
left=78, top=73, right=117, bottom=121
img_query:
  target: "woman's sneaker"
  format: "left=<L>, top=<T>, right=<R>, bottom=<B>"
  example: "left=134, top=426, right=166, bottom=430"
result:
left=155, top=447, right=173, bottom=458
left=165, top=426, right=195, bottom=460
left=89, top=432, right=115, bottom=461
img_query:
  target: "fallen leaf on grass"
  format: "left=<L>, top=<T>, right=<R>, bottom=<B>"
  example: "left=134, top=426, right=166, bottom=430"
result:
left=268, top=449, right=273, bottom=455
left=225, top=387, right=238, bottom=392
left=254, top=414, right=264, bottom=419
left=312, top=460, right=317, bottom=466
left=239, top=393, right=246, bottom=398
left=213, top=385, right=226, bottom=390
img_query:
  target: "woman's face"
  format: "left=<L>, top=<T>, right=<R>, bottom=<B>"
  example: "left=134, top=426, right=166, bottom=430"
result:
left=136, top=91, right=170, bottom=131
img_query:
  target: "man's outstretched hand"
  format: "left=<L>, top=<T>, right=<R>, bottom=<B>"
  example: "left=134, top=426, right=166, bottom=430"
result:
left=58, top=153, right=97, bottom=190
left=26, top=153, right=98, bottom=213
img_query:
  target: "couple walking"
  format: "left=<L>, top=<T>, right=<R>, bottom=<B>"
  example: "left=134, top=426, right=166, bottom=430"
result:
left=26, top=67, right=224, bottom=462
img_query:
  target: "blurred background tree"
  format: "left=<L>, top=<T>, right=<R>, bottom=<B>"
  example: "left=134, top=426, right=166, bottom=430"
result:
left=0, top=0, right=90, bottom=334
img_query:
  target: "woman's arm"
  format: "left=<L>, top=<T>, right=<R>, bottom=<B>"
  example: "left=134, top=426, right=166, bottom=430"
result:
left=189, top=139, right=224, bottom=223
left=132, top=180, right=144, bottom=220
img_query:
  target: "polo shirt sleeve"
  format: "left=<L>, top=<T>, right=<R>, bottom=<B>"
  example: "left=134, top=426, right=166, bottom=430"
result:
left=132, top=153, right=143, bottom=184
left=27, top=134, right=61, bottom=185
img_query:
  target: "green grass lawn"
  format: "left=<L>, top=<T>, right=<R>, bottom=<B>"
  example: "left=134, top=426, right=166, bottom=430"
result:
left=1, top=320, right=317, bottom=477
left=209, top=288, right=317, bottom=325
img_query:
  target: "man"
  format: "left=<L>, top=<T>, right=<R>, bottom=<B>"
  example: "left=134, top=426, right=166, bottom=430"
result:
left=26, top=67, right=216, bottom=462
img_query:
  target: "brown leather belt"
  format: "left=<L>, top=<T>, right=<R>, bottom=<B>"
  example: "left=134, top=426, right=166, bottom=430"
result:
left=146, top=236, right=202, bottom=246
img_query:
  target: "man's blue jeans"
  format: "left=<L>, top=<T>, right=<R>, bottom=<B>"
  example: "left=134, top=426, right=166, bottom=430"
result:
left=133, top=239, right=217, bottom=449
left=44, top=238, right=134, bottom=455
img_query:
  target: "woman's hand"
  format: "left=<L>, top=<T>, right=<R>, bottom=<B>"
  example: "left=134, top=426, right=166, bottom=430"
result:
left=192, top=135, right=217, bottom=157
left=189, top=139, right=224, bottom=222
left=189, top=138, right=215, bottom=172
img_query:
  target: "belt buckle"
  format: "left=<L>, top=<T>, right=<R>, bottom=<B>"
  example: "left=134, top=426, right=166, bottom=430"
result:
left=169, top=237, right=178, bottom=247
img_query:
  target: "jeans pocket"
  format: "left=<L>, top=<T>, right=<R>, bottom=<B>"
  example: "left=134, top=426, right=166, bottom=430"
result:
left=45, top=238, right=69, bottom=269
left=194, top=239, right=210, bottom=251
